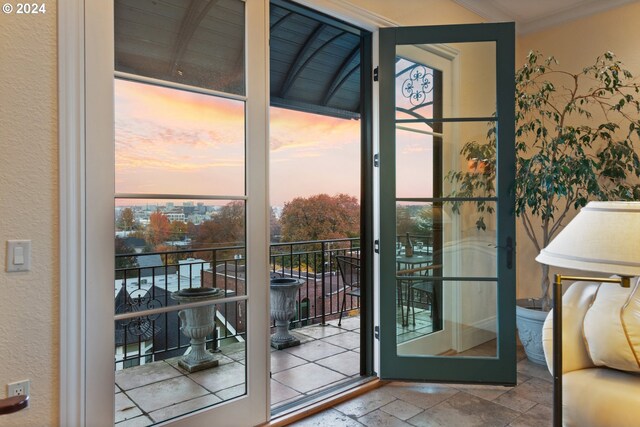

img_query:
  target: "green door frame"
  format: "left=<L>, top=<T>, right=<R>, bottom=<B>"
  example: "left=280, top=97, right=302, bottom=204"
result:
left=378, top=22, right=516, bottom=384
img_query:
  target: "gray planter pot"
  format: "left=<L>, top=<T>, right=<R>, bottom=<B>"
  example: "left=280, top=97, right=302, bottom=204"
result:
left=270, top=278, right=305, bottom=349
left=515, top=299, right=548, bottom=365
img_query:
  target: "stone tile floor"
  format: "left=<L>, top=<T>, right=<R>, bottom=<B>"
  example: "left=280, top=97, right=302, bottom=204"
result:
left=290, top=350, right=552, bottom=427
left=114, top=311, right=550, bottom=427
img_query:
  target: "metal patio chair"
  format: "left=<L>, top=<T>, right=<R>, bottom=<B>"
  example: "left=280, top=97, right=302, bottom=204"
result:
left=335, top=255, right=361, bottom=326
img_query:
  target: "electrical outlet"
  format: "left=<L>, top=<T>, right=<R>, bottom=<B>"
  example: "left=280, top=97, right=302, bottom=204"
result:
left=8, top=380, right=30, bottom=397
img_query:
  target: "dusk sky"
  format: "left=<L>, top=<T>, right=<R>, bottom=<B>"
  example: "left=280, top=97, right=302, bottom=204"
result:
left=115, top=77, right=434, bottom=207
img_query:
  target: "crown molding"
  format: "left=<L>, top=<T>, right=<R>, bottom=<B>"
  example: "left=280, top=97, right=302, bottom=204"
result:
left=519, top=0, right=638, bottom=35
left=453, top=0, right=638, bottom=35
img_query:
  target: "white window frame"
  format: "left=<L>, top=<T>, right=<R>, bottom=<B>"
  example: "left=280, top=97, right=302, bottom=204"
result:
left=60, top=0, right=269, bottom=425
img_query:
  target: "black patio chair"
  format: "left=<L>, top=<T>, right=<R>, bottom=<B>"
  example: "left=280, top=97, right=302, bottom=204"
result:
left=335, top=255, right=361, bottom=326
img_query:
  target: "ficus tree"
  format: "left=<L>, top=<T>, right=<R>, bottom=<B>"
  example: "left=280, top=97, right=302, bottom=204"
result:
left=447, top=51, right=640, bottom=311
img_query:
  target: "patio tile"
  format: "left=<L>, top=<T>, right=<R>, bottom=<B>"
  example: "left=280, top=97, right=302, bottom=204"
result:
left=327, top=316, right=361, bottom=331
left=508, top=403, right=552, bottom=427
left=451, top=383, right=511, bottom=401
left=406, top=391, right=520, bottom=427
left=215, top=384, right=246, bottom=401
left=516, top=359, right=552, bottom=383
left=165, top=353, right=235, bottom=375
left=115, top=361, right=182, bottom=391
left=225, top=350, right=246, bottom=362
left=383, top=382, right=458, bottom=410
left=219, top=341, right=246, bottom=355
left=493, top=389, right=537, bottom=413
left=273, top=363, right=346, bottom=393
left=320, top=331, right=361, bottom=350
left=380, top=399, right=423, bottom=421
left=290, top=408, right=365, bottom=426
left=505, top=377, right=552, bottom=407
left=115, top=392, right=142, bottom=423
left=334, top=388, right=396, bottom=418
left=271, top=379, right=301, bottom=404
left=149, top=394, right=222, bottom=423
left=358, top=409, right=413, bottom=427
left=315, top=350, right=360, bottom=376
left=284, top=340, right=346, bottom=361
left=189, top=361, right=246, bottom=393
left=295, top=324, right=344, bottom=339
left=115, top=415, right=153, bottom=426
left=271, top=350, right=307, bottom=373
left=126, top=376, right=209, bottom=413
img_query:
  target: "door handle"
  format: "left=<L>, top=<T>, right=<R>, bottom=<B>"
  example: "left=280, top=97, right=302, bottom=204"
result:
left=506, top=237, right=513, bottom=270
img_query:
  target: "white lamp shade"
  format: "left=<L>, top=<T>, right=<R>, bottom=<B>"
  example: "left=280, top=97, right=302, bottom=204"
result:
left=536, top=201, right=640, bottom=276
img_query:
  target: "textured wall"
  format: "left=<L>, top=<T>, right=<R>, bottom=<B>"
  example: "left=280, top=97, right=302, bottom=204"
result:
left=0, top=5, right=59, bottom=427
left=516, top=2, right=640, bottom=300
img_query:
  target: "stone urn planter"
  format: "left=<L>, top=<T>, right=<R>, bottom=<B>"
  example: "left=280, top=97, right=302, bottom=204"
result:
left=172, top=287, right=224, bottom=372
left=270, top=277, right=305, bottom=350
left=516, top=299, right=547, bottom=365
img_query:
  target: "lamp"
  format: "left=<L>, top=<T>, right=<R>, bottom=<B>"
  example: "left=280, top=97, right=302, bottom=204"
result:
left=535, top=201, right=640, bottom=427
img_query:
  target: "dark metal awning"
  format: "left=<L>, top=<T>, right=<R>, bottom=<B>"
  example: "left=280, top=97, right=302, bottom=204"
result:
left=114, top=0, right=362, bottom=120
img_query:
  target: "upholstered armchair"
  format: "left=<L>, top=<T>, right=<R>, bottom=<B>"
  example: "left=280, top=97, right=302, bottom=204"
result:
left=542, top=281, right=640, bottom=427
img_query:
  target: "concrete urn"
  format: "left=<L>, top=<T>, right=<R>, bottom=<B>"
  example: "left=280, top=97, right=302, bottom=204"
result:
left=270, top=278, right=305, bottom=349
left=171, top=287, right=224, bottom=372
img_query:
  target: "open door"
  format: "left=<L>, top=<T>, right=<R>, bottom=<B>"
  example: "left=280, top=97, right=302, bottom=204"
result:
left=378, top=23, right=516, bottom=384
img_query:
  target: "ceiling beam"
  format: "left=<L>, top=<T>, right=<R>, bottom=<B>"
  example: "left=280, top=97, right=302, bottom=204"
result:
left=279, top=23, right=328, bottom=98
left=322, top=45, right=359, bottom=106
left=169, top=0, right=218, bottom=76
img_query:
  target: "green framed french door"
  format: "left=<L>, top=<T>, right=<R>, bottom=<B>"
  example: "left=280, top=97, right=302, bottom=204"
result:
left=378, top=23, right=516, bottom=384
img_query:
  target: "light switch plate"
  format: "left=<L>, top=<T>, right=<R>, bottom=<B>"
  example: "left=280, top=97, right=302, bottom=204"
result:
left=6, top=240, right=31, bottom=272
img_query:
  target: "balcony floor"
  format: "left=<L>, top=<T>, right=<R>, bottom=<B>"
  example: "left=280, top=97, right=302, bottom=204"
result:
left=115, top=315, right=363, bottom=426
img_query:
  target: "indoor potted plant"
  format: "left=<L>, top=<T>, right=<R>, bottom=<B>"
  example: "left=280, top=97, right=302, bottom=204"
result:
left=447, top=51, right=640, bottom=363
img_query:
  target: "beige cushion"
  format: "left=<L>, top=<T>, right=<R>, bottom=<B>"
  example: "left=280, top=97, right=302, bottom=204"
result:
left=563, top=368, right=640, bottom=427
left=583, top=280, right=640, bottom=372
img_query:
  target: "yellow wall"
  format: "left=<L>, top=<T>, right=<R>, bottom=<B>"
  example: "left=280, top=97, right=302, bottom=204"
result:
left=0, top=5, right=60, bottom=427
left=515, top=1, right=640, bottom=299
left=1, top=0, right=638, bottom=425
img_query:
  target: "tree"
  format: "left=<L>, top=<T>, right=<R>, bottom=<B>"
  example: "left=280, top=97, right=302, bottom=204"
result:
left=447, top=51, right=640, bottom=310
left=118, top=207, right=135, bottom=231
left=146, top=211, right=171, bottom=246
left=170, top=220, right=190, bottom=241
left=193, top=201, right=245, bottom=248
left=280, top=194, right=359, bottom=242
left=115, top=237, right=137, bottom=278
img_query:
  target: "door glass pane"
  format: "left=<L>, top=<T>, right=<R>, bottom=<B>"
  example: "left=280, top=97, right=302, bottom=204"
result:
left=115, top=300, right=247, bottom=424
left=115, top=79, right=245, bottom=197
left=115, top=0, right=246, bottom=95
left=395, top=201, right=497, bottom=279
left=396, top=281, right=497, bottom=357
left=396, top=121, right=496, bottom=199
left=396, top=42, right=496, bottom=119
left=115, top=197, right=247, bottom=297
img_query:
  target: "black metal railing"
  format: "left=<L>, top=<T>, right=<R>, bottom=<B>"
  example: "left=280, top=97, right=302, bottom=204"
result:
left=114, top=238, right=360, bottom=369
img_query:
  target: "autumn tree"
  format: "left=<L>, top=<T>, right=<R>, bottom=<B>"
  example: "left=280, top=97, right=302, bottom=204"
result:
left=280, top=194, right=359, bottom=242
left=117, top=207, right=135, bottom=231
left=193, top=201, right=245, bottom=248
left=146, top=211, right=171, bottom=246
left=170, top=220, right=190, bottom=241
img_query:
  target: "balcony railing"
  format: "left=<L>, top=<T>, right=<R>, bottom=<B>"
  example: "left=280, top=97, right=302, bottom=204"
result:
left=114, top=238, right=360, bottom=369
